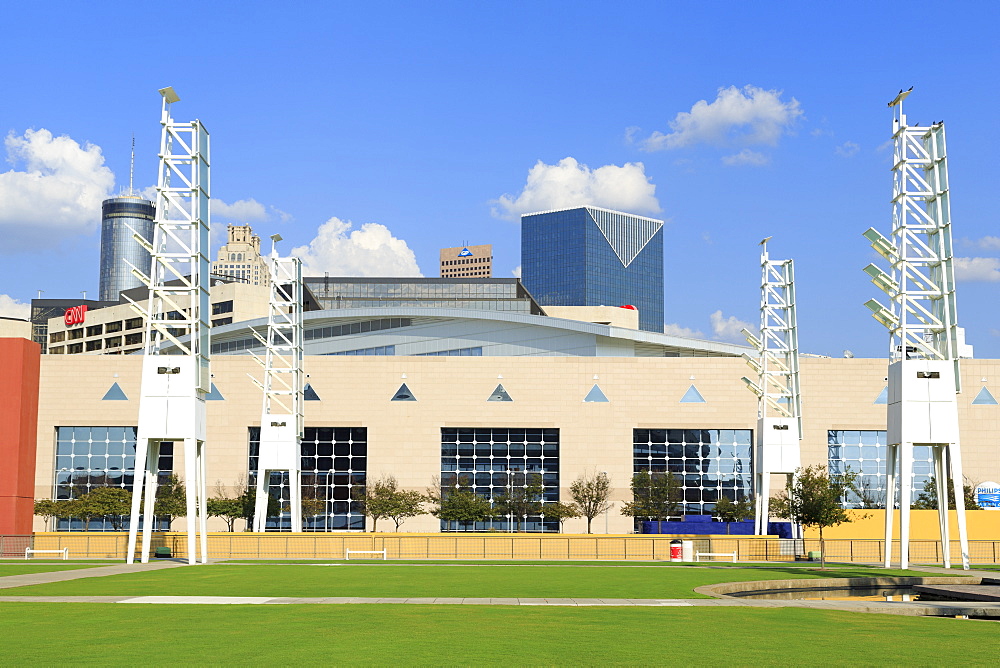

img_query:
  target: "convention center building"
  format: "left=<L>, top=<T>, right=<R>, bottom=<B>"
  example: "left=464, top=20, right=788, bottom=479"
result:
left=2, top=280, right=998, bottom=535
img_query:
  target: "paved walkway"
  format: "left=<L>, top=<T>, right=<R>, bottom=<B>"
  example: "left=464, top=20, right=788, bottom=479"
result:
left=0, top=560, right=186, bottom=590
left=0, top=594, right=998, bottom=617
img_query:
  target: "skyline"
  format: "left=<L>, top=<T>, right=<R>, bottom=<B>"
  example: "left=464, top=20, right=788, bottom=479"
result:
left=1, top=1, right=998, bottom=358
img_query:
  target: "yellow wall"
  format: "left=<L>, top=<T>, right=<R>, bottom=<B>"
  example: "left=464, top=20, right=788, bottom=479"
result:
left=802, top=509, right=1000, bottom=540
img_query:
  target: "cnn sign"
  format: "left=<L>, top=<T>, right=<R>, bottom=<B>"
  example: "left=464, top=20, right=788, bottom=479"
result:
left=64, top=305, right=88, bottom=326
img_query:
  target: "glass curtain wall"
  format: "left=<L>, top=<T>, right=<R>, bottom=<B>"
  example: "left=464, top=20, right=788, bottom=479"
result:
left=632, top=428, right=753, bottom=520
left=827, top=430, right=933, bottom=508
left=53, top=426, right=172, bottom=531
left=440, top=427, right=559, bottom=532
left=248, top=427, right=367, bottom=531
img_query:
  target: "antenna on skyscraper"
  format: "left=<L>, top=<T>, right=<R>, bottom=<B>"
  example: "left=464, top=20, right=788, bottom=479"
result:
left=129, top=133, right=135, bottom=196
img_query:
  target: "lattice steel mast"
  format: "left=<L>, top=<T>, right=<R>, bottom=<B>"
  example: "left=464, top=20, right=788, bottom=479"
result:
left=863, top=88, right=969, bottom=570
left=250, top=236, right=305, bottom=532
left=741, top=238, right=802, bottom=536
left=126, top=87, right=211, bottom=564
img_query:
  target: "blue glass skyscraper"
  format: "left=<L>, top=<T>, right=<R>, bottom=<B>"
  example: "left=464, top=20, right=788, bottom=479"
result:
left=521, top=206, right=664, bottom=332
left=99, top=196, right=155, bottom=301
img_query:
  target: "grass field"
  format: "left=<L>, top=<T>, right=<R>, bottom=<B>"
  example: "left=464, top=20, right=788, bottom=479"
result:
left=0, top=562, right=956, bottom=599
left=2, top=603, right=996, bottom=665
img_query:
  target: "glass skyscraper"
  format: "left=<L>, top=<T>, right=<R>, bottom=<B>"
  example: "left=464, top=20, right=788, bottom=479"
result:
left=521, top=206, right=664, bottom=332
left=99, top=196, right=155, bottom=302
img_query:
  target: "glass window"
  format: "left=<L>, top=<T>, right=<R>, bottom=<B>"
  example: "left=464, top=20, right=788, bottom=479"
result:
left=248, top=426, right=367, bottom=531
left=439, top=427, right=559, bottom=533
left=52, top=426, right=170, bottom=531
left=827, top=430, right=931, bottom=508
left=633, top=427, right=752, bottom=518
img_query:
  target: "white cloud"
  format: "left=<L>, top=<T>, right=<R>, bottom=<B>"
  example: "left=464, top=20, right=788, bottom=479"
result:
left=954, top=257, right=1000, bottom=282
left=212, top=197, right=269, bottom=223
left=710, top=310, right=752, bottom=343
left=971, top=236, right=1000, bottom=251
left=664, top=323, right=704, bottom=338
left=511, top=265, right=521, bottom=278
left=0, top=294, right=30, bottom=319
left=291, top=217, right=422, bottom=277
left=0, top=129, right=115, bottom=251
left=640, top=85, right=802, bottom=151
left=835, top=141, right=860, bottom=158
left=491, top=157, right=661, bottom=220
left=721, top=149, right=769, bottom=167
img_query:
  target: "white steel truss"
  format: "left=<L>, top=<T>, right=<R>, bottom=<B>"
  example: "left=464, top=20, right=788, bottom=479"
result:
left=250, top=240, right=305, bottom=532
left=126, top=87, right=211, bottom=565
left=741, top=238, right=802, bottom=535
left=865, top=89, right=969, bottom=570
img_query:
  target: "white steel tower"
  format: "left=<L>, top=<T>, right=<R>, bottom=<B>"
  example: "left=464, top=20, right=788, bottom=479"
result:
left=863, top=88, right=970, bottom=570
left=741, top=238, right=802, bottom=536
left=125, top=87, right=211, bottom=564
left=250, top=235, right=305, bottom=532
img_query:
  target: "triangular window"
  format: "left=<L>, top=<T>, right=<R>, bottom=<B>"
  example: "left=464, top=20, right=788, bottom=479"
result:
left=973, top=386, right=998, bottom=405
left=679, top=385, right=706, bottom=403
left=584, top=384, right=609, bottom=403
left=304, top=383, right=321, bottom=401
left=101, top=382, right=128, bottom=401
left=488, top=384, right=513, bottom=402
left=874, top=386, right=888, bottom=405
left=392, top=383, right=417, bottom=401
left=205, top=383, right=224, bottom=401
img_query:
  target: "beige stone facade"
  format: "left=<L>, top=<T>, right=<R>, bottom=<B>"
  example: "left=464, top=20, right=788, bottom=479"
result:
left=0, top=317, right=31, bottom=339
left=45, top=282, right=269, bottom=355
left=212, top=224, right=269, bottom=287
left=542, top=305, right=639, bottom=330
left=32, top=354, right=1000, bottom=533
left=440, top=244, right=492, bottom=278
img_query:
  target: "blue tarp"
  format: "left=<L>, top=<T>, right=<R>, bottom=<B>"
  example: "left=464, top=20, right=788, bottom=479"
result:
left=641, top=520, right=792, bottom=537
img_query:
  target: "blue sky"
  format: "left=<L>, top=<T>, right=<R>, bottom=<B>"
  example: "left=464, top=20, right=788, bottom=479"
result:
left=1, top=1, right=998, bottom=357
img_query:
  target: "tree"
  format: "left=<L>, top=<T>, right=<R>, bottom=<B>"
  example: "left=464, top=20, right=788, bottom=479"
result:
left=541, top=501, right=580, bottom=533
left=79, top=487, right=132, bottom=530
left=33, top=499, right=76, bottom=531
left=620, top=471, right=683, bottom=533
left=713, top=494, right=754, bottom=533
left=301, top=496, right=329, bottom=525
left=853, top=475, right=886, bottom=510
left=238, top=486, right=281, bottom=531
left=769, top=464, right=865, bottom=568
left=428, top=479, right=494, bottom=530
left=364, top=475, right=402, bottom=533
left=153, top=475, right=188, bottom=528
left=207, top=497, right=244, bottom=531
left=492, top=473, right=544, bottom=532
left=912, top=476, right=981, bottom=511
left=569, top=471, right=613, bottom=534
left=387, top=489, right=426, bottom=532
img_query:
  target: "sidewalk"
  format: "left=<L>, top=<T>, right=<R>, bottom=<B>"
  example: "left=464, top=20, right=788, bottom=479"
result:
left=0, top=560, right=187, bottom=590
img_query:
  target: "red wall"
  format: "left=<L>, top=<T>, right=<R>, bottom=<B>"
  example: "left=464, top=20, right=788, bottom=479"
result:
left=0, top=338, right=40, bottom=534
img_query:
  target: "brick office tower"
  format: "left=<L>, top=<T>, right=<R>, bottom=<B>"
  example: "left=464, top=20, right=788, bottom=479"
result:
left=521, top=207, right=664, bottom=332
left=440, top=244, right=493, bottom=278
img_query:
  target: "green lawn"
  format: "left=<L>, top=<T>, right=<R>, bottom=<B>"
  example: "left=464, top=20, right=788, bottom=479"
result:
left=0, top=562, right=954, bottom=599
left=0, top=564, right=106, bottom=577
left=1, top=603, right=995, bottom=665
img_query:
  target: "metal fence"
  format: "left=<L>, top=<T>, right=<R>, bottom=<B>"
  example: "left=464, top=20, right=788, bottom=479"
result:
left=6, top=533, right=999, bottom=564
